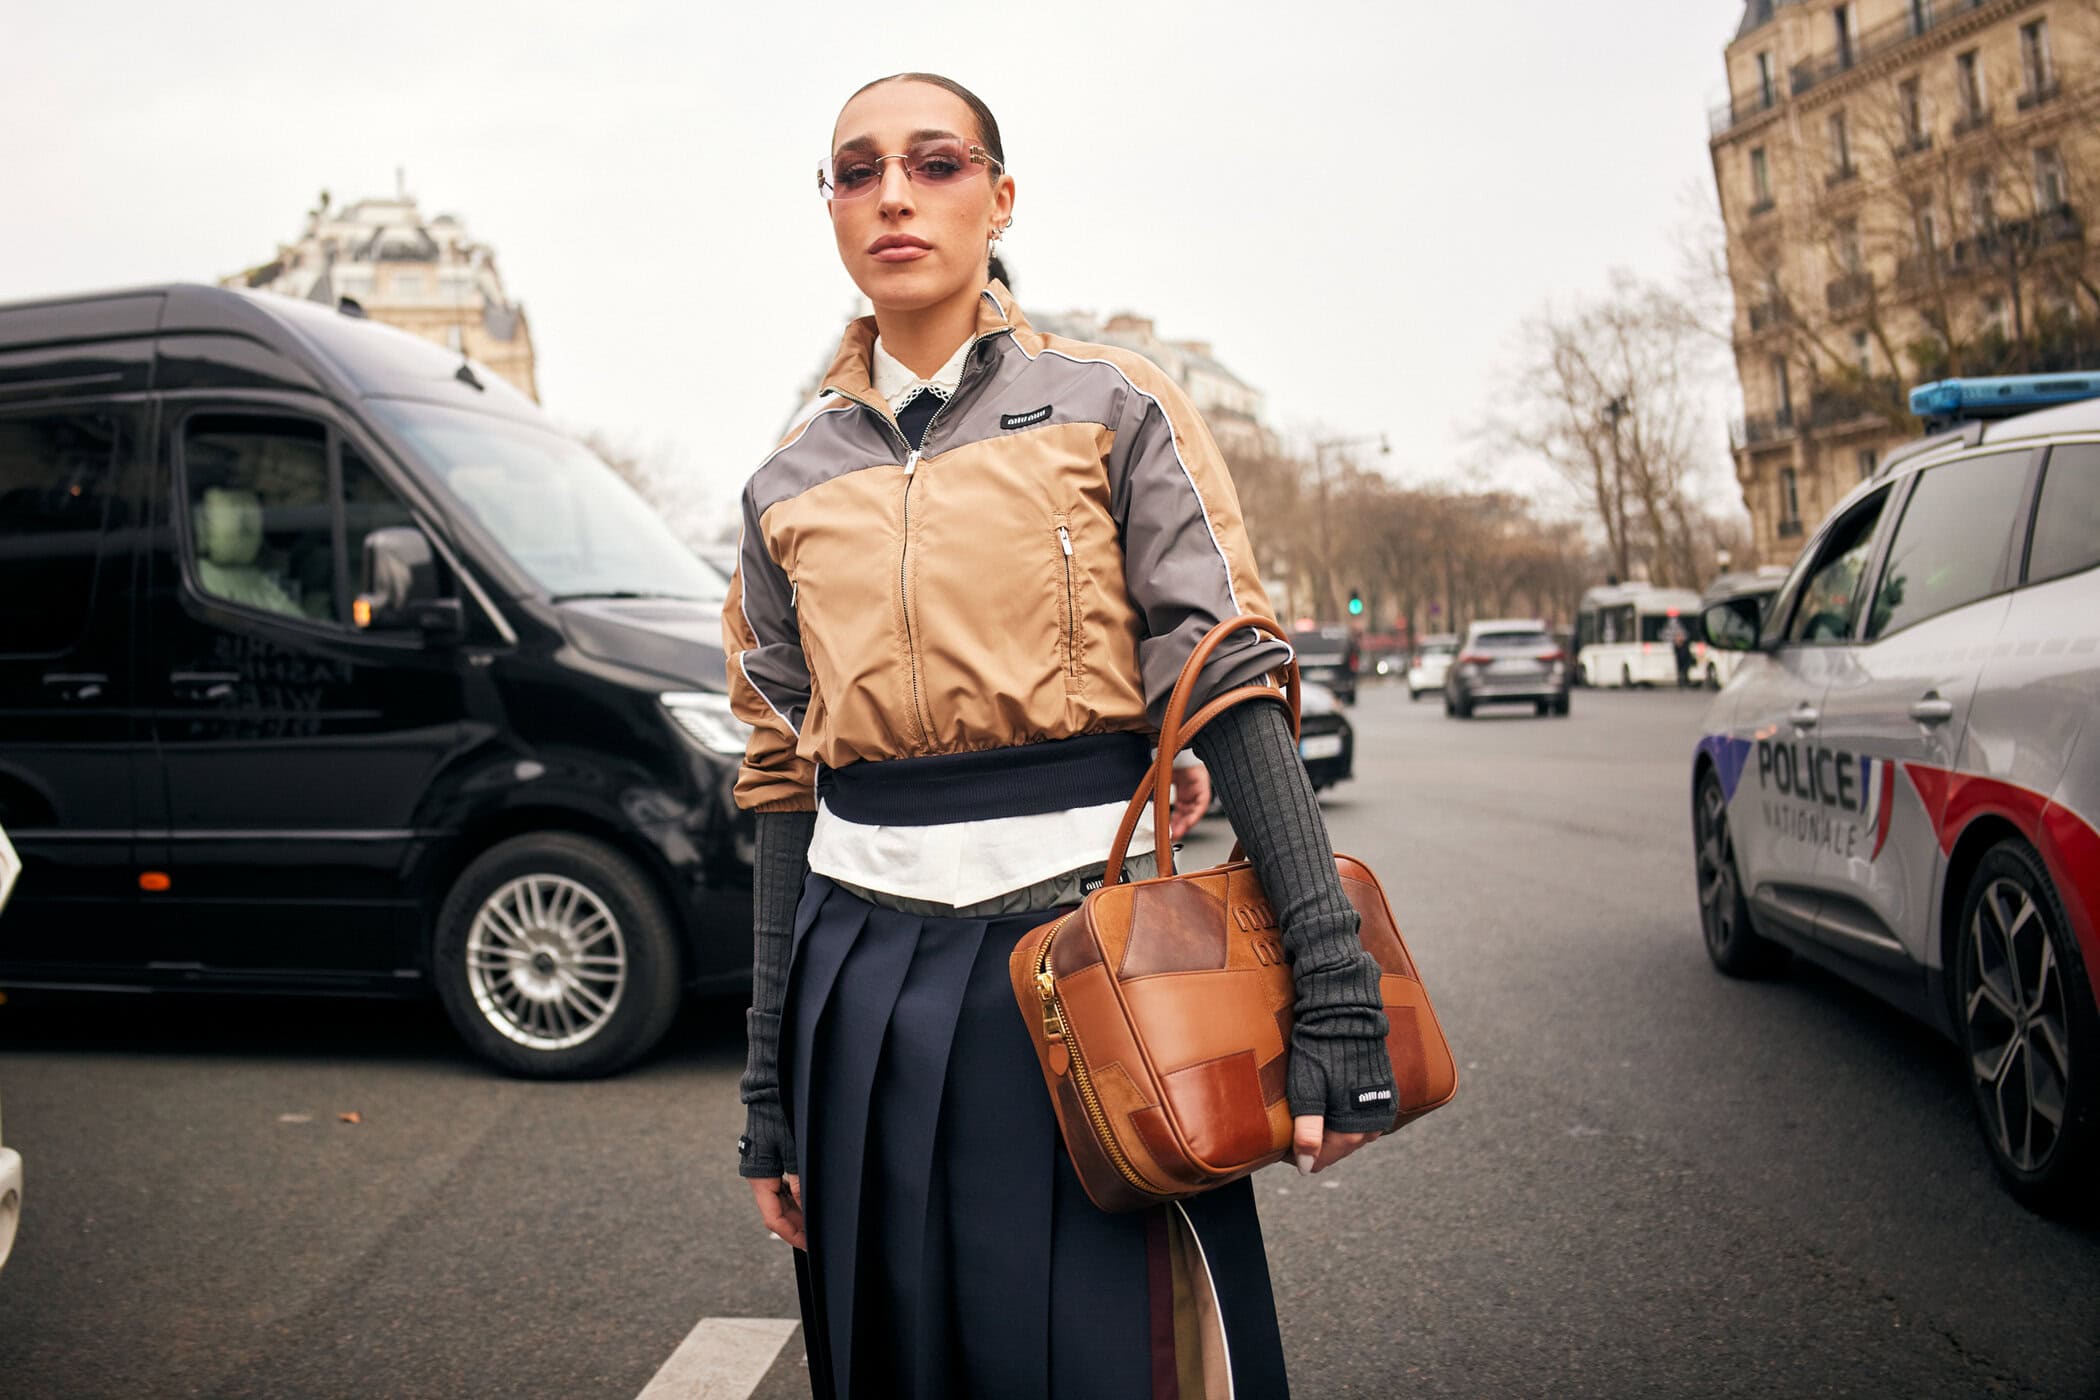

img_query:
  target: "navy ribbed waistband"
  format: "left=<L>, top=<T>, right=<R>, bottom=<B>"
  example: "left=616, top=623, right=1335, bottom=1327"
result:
left=816, top=733, right=1152, bottom=826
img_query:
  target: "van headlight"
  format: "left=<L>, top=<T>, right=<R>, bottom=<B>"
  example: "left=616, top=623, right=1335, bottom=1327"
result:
left=660, top=691, right=752, bottom=755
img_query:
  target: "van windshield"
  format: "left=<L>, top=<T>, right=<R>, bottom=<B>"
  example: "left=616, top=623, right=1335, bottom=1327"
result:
left=373, top=400, right=724, bottom=603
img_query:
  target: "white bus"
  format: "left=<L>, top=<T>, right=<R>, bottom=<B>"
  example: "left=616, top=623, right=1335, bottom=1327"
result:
left=1574, top=584, right=1706, bottom=689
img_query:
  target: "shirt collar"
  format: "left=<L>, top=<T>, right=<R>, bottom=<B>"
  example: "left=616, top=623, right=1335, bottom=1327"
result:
left=871, top=334, right=973, bottom=414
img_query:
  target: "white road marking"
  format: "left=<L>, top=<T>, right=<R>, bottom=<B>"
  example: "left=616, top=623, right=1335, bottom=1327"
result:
left=634, top=1317, right=799, bottom=1400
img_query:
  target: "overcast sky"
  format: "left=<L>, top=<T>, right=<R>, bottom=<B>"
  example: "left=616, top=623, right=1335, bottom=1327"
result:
left=5, top=0, right=1750, bottom=538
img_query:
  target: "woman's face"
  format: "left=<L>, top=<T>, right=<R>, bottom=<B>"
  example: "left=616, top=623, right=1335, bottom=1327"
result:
left=826, top=81, right=1015, bottom=313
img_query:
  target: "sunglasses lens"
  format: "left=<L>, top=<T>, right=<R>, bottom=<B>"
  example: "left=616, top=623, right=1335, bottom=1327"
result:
left=822, top=155, right=881, bottom=200
left=905, top=140, right=978, bottom=186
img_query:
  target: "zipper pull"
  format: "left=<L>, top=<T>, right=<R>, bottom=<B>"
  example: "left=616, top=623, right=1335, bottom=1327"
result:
left=1057, top=525, right=1072, bottom=556
left=904, top=451, right=920, bottom=475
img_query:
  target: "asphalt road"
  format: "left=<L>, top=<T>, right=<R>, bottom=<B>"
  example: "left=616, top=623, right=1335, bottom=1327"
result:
left=1, top=684, right=2095, bottom=1399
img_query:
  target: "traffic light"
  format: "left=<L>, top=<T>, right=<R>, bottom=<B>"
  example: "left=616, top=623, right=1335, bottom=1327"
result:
left=1347, top=591, right=1364, bottom=617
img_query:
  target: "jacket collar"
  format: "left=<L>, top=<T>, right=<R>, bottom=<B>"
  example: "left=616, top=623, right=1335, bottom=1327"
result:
left=822, top=280, right=1036, bottom=407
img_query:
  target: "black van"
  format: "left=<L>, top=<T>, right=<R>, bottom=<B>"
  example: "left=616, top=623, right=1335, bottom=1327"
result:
left=0, top=285, right=754, bottom=1076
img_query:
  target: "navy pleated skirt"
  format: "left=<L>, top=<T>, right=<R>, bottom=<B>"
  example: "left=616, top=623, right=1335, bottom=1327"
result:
left=783, top=874, right=1291, bottom=1400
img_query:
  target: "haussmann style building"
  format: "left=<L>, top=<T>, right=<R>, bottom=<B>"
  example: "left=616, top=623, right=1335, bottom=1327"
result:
left=224, top=188, right=539, bottom=402
left=1709, top=0, right=2098, bottom=563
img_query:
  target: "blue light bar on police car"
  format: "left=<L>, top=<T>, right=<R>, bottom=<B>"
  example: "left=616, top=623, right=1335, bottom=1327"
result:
left=1909, top=372, right=2100, bottom=421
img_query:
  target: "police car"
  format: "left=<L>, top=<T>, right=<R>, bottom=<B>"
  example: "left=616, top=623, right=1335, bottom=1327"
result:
left=1693, top=371, right=2100, bottom=1212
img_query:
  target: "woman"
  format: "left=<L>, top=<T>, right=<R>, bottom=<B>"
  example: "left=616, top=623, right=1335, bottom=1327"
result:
left=725, top=72, right=1396, bottom=1399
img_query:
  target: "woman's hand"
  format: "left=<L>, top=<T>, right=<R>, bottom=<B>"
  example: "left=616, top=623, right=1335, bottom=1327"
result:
left=1168, top=763, right=1212, bottom=841
left=1292, top=1115, right=1381, bottom=1175
left=749, top=1174, right=806, bottom=1249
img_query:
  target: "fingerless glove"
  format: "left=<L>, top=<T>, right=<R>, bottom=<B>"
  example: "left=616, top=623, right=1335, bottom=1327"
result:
left=1192, top=699, right=1396, bottom=1134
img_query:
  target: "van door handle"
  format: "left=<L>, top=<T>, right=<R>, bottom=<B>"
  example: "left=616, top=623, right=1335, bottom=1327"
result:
left=43, top=672, right=108, bottom=702
left=169, top=670, right=240, bottom=702
left=1910, top=694, right=1955, bottom=725
left=1790, top=703, right=1820, bottom=730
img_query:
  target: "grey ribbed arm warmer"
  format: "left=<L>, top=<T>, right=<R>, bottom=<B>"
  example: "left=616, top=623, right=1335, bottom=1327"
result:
left=737, top=809, right=815, bottom=1179
left=1192, top=699, right=1397, bottom=1134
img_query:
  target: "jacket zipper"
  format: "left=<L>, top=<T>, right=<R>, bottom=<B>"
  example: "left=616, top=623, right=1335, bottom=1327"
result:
left=1033, top=916, right=1168, bottom=1196
left=1056, top=524, right=1077, bottom=679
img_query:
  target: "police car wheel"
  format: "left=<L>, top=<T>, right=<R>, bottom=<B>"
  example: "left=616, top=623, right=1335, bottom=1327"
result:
left=1694, top=771, right=1786, bottom=978
left=1956, top=840, right=2098, bottom=1212
left=432, top=833, right=685, bottom=1079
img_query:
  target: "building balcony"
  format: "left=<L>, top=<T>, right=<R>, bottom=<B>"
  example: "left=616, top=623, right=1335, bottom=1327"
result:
left=1710, top=91, right=1782, bottom=137
left=1951, top=107, right=1994, bottom=140
left=1939, top=206, right=2086, bottom=278
left=1894, top=133, right=1933, bottom=161
left=1805, top=378, right=1901, bottom=429
left=1733, top=408, right=1797, bottom=449
left=1826, top=271, right=1874, bottom=314
left=1749, top=197, right=1777, bottom=218
left=1777, top=518, right=1805, bottom=540
left=2017, top=79, right=2061, bottom=112
left=1788, top=0, right=1994, bottom=99
left=1825, top=163, right=1860, bottom=190
left=1747, top=301, right=1792, bottom=334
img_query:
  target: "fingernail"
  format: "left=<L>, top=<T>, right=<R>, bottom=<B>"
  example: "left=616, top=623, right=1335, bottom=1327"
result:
left=1296, top=1153, right=1314, bottom=1176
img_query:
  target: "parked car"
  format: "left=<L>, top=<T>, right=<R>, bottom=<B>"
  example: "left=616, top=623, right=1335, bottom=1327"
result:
left=1405, top=633, right=1457, bottom=701
left=1694, top=372, right=2100, bottom=1211
left=1289, top=625, right=1359, bottom=705
left=1296, top=680, right=1353, bottom=792
left=0, top=285, right=756, bottom=1078
left=1444, top=619, right=1570, bottom=718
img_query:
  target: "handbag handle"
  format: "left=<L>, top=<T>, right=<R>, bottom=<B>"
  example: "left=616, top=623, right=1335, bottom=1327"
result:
left=1102, top=615, right=1300, bottom=885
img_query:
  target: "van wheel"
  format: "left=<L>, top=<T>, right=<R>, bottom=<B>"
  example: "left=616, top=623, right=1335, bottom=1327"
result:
left=1705, top=662, right=1720, bottom=691
left=432, top=833, right=684, bottom=1079
left=1956, top=839, right=2097, bottom=1213
left=1621, top=664, right=1634, bottom=689
left=1694, top=771, right=1786, bottom=978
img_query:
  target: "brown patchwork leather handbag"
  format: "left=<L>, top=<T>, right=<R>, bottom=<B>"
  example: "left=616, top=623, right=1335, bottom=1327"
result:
left=1008, top=614, right=1457, bottom=1213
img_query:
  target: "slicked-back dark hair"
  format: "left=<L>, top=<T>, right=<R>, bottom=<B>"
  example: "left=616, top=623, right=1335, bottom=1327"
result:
left=842, top=72, right=1005, bottom=168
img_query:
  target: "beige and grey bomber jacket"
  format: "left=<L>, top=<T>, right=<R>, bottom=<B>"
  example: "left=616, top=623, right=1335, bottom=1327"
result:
left=723, top=282, right=1288, bottom=813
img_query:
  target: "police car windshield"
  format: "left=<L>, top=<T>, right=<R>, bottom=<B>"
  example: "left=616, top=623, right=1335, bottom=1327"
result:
left=373, top=401, right=725, bottom=604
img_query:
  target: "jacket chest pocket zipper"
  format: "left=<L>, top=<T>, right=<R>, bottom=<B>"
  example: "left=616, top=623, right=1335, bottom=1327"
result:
left=1056, top=521, right=1081, bottom=688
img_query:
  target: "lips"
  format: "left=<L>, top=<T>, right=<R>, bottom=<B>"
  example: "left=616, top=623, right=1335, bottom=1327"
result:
left=868, top=234, right=932, bottom=264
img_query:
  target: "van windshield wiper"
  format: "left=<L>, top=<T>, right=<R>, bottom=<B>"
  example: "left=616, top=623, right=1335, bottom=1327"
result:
left=550, top=590, right=712, bottom=603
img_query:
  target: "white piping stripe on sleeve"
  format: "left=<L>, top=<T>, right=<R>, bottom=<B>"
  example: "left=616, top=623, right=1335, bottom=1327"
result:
left=1171, top=1200, right=1236, bottom=1399
left=1020, top=344, right=1246, bottom=618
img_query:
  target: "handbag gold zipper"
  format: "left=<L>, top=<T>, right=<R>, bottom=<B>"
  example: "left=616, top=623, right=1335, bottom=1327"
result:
left=1033, top=917, right=1167, bottom=1196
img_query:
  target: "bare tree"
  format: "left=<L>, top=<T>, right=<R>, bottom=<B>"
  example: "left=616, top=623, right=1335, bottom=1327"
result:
left=1490, top=274, right=1727, bottom=589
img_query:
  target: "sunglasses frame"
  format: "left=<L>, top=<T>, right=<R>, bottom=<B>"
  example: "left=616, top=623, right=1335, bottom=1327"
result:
left=817, top=141, right=1004, bottom=201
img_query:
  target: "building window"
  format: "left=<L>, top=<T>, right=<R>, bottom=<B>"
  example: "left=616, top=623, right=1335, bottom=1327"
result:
left=1837, top=219, right=1864, bottom=274
left=1899, top=77, right=1925, bottom=147
left=1912, top=198, right=1939, bottom=255
left=1858, top=448, right=1878, bottom=481
left=1956, top=50, right=1986, bottom=123
left=1969, top=169, right=1996, bottom=235
left=1756, top=51, right=1776, bottom=107
left=1827, top=110, right=1853, bottom=176
left=1781, top=467, right=1802, bottom=527
left=1909, top=0, right=1933, bottom=37
left=2034, top=146, right=2067, bottom=212
left=1834, top=4, right=1857, bottom=68
left=1751, top=147, right=1772, bottom=205
left=1853, top=331, right=1872, bottom=377
left=1983, top=296, right=2007, bottom=338
left=390, top=270, right=427, bottom=299
left=2021, top=19, right=2053, bottom=97
left=1772, top=355, right=1795, bottom=421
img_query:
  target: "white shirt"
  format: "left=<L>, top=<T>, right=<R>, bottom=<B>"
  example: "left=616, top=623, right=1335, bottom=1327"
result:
left=805, top=334, right=1157, bottom=908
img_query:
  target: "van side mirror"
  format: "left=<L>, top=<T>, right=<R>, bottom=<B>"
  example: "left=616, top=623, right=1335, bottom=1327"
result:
left=1702, top=596, right=1764, bottom=653
left=355, top=526, right=463, bottom=643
